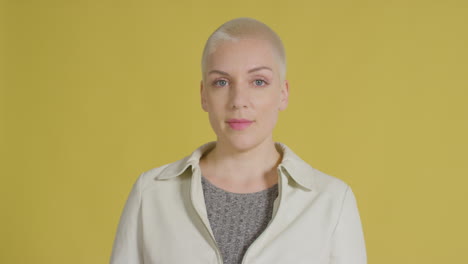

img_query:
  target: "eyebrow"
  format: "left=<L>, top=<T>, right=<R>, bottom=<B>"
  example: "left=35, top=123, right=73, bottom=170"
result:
left=208, top=66, right=273, bottom=76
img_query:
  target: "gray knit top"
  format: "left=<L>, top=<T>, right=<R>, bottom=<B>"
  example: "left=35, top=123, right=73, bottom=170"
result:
left=201, top=175, right=279, bottom=264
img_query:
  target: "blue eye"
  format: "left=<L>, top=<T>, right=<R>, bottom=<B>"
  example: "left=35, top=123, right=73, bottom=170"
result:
left=214, top=80, right=228, bottom=87
left=254, top=79, right=266, bottom=86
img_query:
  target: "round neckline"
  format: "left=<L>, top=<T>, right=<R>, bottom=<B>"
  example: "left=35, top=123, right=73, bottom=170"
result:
left=201, top=174, right=278, bottom=195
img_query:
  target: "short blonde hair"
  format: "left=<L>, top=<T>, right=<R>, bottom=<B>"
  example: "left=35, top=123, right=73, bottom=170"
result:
left=201, top=17, right=287, bottom=81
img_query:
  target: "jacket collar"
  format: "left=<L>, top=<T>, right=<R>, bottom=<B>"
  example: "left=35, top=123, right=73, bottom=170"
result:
left=155, top=141, right=316, bottom=190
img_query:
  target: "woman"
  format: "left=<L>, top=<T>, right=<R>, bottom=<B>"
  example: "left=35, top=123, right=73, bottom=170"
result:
left=110, top=17, right=367, bottom=264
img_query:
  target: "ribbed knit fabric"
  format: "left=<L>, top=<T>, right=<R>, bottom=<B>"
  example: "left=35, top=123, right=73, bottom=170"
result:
left=201, top=175, right=279, bottom=264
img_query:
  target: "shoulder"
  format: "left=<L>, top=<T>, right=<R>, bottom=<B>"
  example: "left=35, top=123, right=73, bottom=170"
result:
left=309, top=166, right=350, bottom=197
left=277, top=141, right=350, bottom=197
left=132, top=155, right=191, bottom=192
left=129, top=141, right=216, bottom=192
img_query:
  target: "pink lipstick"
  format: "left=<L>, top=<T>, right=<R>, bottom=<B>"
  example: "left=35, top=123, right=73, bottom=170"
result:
left=226, top=119, right=254, bottom=131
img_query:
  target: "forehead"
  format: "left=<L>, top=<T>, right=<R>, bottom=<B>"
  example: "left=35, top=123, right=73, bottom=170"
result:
left=206, top=38, right=280, bottom=72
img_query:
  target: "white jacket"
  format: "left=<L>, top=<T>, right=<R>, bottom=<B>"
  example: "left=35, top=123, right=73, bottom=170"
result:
left=110, top=141, right=367, bottom=264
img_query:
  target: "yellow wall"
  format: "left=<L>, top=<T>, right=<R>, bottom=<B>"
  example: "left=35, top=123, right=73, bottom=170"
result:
left=2, top=0, right=467, bottom=263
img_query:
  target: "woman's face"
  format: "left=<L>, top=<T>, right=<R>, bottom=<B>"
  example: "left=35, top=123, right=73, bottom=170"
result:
left=201, top=37, right=289, bottom=151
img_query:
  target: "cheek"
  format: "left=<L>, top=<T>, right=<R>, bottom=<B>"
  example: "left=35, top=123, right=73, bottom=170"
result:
left=257, top=92, right=281, bottom=111
left=257, top=95, right=280, bottom=124
left=206, top=92, right=226, bottom=110
left=206, top=99, right=225, bottom=126
left=207, top=111, right=223, bottom=135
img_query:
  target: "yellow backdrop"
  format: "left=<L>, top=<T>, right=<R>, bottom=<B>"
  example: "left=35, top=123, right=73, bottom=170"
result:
left=1, top=0, right=467, bottom=263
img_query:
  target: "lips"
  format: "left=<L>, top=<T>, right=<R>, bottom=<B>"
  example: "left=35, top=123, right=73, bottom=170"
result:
left=226, top=119, right=254, bottom=131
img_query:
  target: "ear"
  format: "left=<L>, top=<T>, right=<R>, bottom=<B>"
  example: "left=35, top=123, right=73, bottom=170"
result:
left=278, top=79, right=289, bottom=111
left=200, top=80, right=208, bottom=112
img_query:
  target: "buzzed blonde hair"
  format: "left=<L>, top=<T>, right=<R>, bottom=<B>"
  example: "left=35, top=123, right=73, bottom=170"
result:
left=201, top=17, right=287, bottom=81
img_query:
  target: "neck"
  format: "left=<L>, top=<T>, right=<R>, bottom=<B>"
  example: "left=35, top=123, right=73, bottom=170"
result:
left=200, top=136, right=283, bottom=184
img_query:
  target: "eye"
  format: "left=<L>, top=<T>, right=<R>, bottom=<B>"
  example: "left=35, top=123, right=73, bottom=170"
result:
left=214, top=79, right=228, bottom=87
left=254, top=79, right=267, bottom=86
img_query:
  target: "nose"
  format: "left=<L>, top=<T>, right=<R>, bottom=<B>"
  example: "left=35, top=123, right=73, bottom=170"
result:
left=229, top=84, right=249, bottom=109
